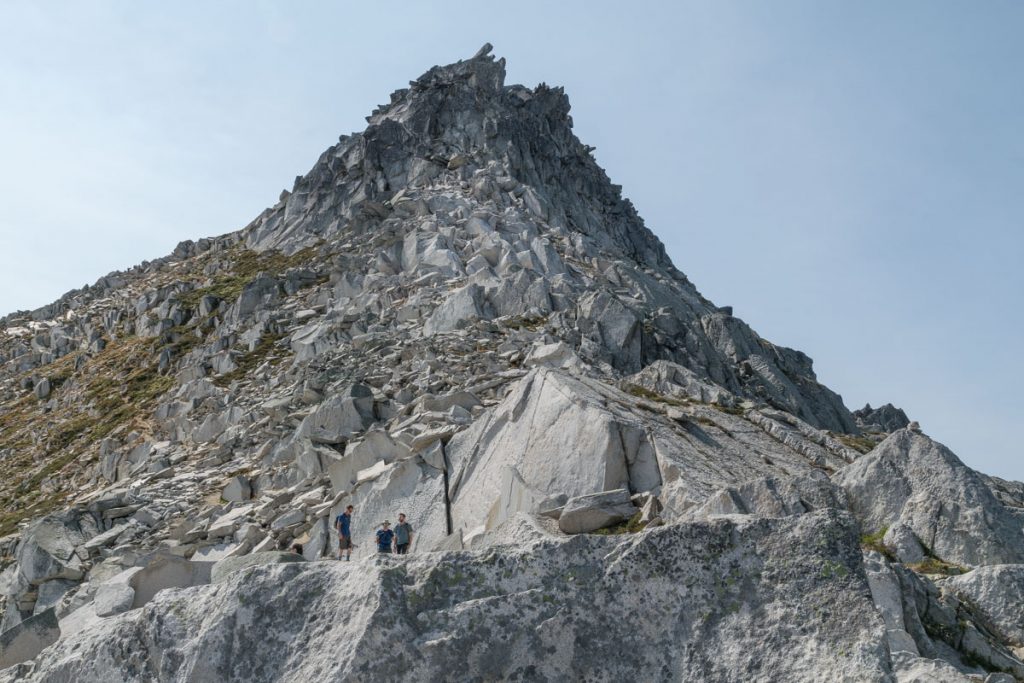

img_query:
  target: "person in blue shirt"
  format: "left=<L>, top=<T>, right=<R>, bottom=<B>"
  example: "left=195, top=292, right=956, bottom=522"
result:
left=376, top=520, right=395, bottom=554
left=334, top=505, right=354, bottom=561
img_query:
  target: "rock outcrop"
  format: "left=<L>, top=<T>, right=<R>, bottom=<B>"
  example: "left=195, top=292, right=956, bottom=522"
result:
left=854, top=403, right=911, bottom=433
left=835, top=429, right=1024, bottom=567
left=3, top=511, right=895, bottom=683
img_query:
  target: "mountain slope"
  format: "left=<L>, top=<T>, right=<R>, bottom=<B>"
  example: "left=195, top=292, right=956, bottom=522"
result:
left=1, top=45, right=1022, bottom=682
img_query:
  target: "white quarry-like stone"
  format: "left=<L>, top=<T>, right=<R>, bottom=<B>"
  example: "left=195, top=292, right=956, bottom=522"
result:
left=558, top=488, right=636, bottom=534
left=93, top=581, right=136, bottom=618
left=835, top=429, right=1024, bottom=567
left=2, top=511, right=895, bottom=683
left=944, top=565, right=1024, bottom=646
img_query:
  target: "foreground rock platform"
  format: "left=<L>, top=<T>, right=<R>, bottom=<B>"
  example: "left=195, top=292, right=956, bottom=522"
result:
left=2, top=511, right=892, bottom=683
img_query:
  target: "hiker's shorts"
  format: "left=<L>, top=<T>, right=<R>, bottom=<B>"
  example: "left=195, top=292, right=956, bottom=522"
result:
left=339, top=535, right=353, bottom=550
left=396, top=543, right=410, bottom=555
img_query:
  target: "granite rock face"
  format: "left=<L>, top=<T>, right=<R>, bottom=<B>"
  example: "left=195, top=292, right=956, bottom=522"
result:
left=0, top=45, right=1021, bottom=682
left=834, top=429, right=1024, bottom=567
left=944, top=565, right=1024, bottom=647
left=3, top=511, right=895, bottom=683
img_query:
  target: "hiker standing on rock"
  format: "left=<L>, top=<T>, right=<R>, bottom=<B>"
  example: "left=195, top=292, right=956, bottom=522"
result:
left=394, top=513, right=414, bottom=554
left=376, top=520, right=395, bottom=554
left=335, top=505, right=354, bottom=561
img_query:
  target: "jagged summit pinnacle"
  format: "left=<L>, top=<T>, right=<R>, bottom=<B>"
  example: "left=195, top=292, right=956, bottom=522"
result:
left=245, top=45, right=675, bottom=276
left=471, top=42, right=494, bottom=59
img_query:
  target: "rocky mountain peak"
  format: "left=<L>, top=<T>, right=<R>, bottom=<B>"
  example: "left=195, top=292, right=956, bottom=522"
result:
left=2, top=47, right=1022, bottom=682
left=246, top=45, right=673, bottom=274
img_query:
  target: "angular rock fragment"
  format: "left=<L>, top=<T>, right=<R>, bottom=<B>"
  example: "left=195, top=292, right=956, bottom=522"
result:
left=557, top=488, right=636, bottom=534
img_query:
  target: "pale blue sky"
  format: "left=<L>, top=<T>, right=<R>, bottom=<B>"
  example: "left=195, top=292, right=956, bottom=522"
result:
left=1, top=3, right=1021, bottom=480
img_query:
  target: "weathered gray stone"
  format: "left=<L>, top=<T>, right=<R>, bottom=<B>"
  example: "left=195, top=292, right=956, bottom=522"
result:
left=853, top=403, right=910, bottom=433
left=558, top=488, right=636, bottom=534
left=883, top=523, right=926, bottom=565
left=835, top=429, right=1024, bottom=567
left=303, top=518, right=328, bottom=560
left=944, top=565, right=1024, bottom=645
left=210, top=551, right=306, bottom=584
left=296, top=385, right=376, bottom=444
left=0, top=608, right=59, bottom=669
left=270, top=509, right=304, bottom=532
left=5, top=511, right=894, bottom=682
left=222, top=475, right=252, bottom=502
left=15, top=513, right=87, bottom=584
left=687, top=473, right=846, bottom=520
left=32, top=579, right=76, bottom=615
left=93, top=581, right=135, bottom=617
left=128, top=556, right=212, bottom=608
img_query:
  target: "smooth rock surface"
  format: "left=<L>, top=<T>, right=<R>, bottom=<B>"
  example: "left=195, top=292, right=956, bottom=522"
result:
left=944, top=565, right=1024, bottom=645
left=0, top=608, right=59, bottom=669
left=835, top=429, right=1024, bottom=567
left=210, top=551, right=307, bottom=584
left=557, top=488, right=636, bottom=533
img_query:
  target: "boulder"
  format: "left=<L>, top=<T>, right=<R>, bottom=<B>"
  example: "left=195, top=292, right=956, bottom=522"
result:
left=128, top=556, right=212, bottom=608
left=303, top=518, right=329, bottom=561
left=328, top=431, right=411, bottom=493
left=207, top=505, right=255, bottom=539
left=222, top=476, right=252, bottom=503
left=210, top=551, right=306, bottom=584
left=524, top=341, right=578, bottom=369
left=558, top=488, right=636, bottom=534
left=423, top=284, right=489, bottom=336
left=15, top=513, right=87, bottom=584
left=296, top=385, right=376, bottom=444
left=882, top=523, right=926, bottom=564
left=448, top=369, right=660, bottom=540
left=93, top=581, right=135, bottom=617
left=32, top=579, right=76, bottom=615
left=270, top=509, right=304, bottom=532
left=0, top=608, right=59, bottom=669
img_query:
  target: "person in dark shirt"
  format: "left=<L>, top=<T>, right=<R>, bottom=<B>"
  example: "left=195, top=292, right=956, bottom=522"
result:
left=394, top=513, right=414, bottom=555
left=376, top=520, right=395, bottom=554
left=335, top=505, right=355, bottom=561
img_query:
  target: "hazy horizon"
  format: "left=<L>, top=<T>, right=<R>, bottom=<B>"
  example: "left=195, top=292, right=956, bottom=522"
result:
left=1, top=2, right=1021, bottom=480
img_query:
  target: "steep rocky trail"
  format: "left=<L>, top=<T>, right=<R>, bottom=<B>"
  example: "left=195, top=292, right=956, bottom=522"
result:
left=1, top=46, right=1022, bottom=682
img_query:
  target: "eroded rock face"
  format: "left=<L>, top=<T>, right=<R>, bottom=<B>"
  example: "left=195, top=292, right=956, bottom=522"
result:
left=834, top=429, right=1024, bottom=567
left=3, top=511, right=893, bottom=683
left=863, top=553, right=1024, bottom=680
left=853, top=403, right=911, bottom=433
left=686, top=473, right=847, bottom=520
left=0, top=609, right=58, bottom=670
left=944, top=565, right=1024, bottom=646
